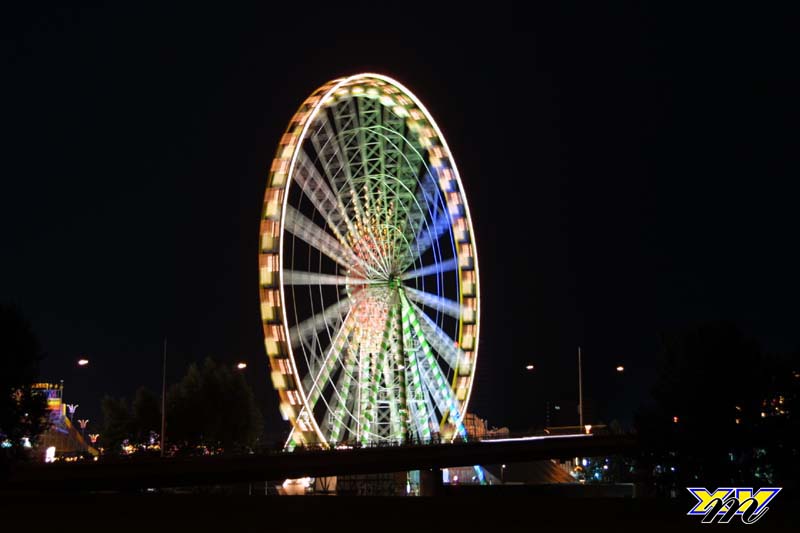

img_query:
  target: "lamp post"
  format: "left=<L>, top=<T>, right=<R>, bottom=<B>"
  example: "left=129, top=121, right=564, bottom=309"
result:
left=160, top=338, right=167, bottom=458
left=578, top=347, right=584, bottom=430
left=66, top=404, right=78, bottom=420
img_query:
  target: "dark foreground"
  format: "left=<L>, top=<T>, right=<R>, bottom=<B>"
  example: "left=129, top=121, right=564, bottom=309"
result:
left=2, top=487, right=796, bottom=533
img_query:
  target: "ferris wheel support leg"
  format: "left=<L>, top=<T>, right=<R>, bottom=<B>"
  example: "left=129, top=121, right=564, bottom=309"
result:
left=400, top=298, right=432, bottom=443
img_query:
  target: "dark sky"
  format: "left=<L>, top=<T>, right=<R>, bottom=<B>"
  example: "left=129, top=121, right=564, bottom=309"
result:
left=2, top=4, right=798, bottom=436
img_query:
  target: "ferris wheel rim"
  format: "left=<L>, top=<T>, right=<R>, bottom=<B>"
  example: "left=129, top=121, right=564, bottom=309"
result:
left=262, top=73, right=481, bottom=447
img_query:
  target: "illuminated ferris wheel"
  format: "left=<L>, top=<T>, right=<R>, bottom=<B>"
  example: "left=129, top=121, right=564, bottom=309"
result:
left=259, top=73, right=480, bottom=448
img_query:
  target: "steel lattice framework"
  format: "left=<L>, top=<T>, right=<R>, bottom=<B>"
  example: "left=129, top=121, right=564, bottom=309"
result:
left=259, top=73, right=480, bottom=448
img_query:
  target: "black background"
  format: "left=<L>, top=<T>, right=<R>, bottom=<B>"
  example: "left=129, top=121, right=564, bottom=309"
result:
left=2, top=3, right=797, bottom=438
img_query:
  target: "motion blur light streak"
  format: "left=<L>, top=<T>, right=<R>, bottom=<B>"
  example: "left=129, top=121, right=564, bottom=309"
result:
left=259, top=73, right=480, bottom=448
left=480, top=434, right=590, bottom=443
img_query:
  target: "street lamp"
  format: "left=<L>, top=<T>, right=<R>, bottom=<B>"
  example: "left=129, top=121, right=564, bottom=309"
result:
left=236, top=362, right=247, bottom=370
left=615, top=365, right=624, bottom=372
left=77, top=358, right=89, bottom=366
left=525, top=364, right=534, bottom=371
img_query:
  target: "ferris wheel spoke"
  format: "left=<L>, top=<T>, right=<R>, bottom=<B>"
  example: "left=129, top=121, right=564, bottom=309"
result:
left=309, top=112, right=349, bottom=191
left=390, top=130, right=427, bottom=269
left=382, top=358, right=405, bottom=440
left=401, top=294, right=467, bottom=438
left=381, top=302, right=407, bottom=440
left=401, top=257, right=458, bottom=281
left=283, top=270, right=375, bottom=286
left=356, top=297, right=401, bottom=442
left=306, top=121, right=371, bottom=252
left=288, top=297, right=353, bottom=349
left=304, top=308, right=358, bottom=410
left=331, top=100, right=393, bottom=278
left=402, top=207, right=451, bottom=270
left=358, top=350, right=381, bottom=442
left=325, top=348, right=359, bottom=444
left=285, top=206, right=354, bottom=268
left=407, top=300, right=462, bottom=370
left=397, top=168, right=446, bottom=269
left=285, top=206, right=382, bottom=278
left=379, top=108, right=413, bottom=269
left=295, top=151, right=353, bottom=245
left=403, top=286, right=464, bottom=321
left=399, top=298, right=433, bottom=441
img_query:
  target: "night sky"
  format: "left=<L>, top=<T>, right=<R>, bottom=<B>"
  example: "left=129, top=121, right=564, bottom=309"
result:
left=2, top=4, right=797, bottom=438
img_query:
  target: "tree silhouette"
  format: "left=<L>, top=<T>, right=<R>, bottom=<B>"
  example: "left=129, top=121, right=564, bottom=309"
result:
left=166, top=357, right=263, bottom=453
left=0, top=304, right=48, bottom=464
left=100, top=396, right=132, bottom=454
left=132, top=386, right=161, bottom=444
left=637, top=321, right=797, bottom=489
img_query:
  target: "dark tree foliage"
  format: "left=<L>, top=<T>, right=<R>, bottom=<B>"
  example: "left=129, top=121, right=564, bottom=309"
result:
left=100, top=396, right=132, bottom=455
left=101, top=388, right=161, bottom=454
left=166, top=357, right=263, bottom=453
left=636, top=321, right=798, bottom=490
left=0, top=304, right=48, bottom=463
left=132, top=386, right=161, bottom=444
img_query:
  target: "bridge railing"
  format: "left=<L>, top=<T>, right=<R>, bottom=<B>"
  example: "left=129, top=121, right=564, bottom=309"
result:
left=250, top=429, right=594, bottom=455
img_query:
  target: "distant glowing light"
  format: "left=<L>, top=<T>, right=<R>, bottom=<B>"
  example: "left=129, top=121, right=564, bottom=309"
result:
left=672, top=416, right=679, bottom=424
left=77, top=358, right=89, bottom=366
left=236, top=362, right=247, bottom=370
left=616, top=365, right=624, bottom=372
left=282, top=477, right=312, bottom=489
left=584, top=424, right=592, bottom=434
left=45, top=446, right=56, bottom=463
left=525, top=364, right=535, bottom=371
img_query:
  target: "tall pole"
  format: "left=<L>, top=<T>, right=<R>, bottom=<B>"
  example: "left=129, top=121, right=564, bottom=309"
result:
left=160, top=338, right=167, bottom=458
left=578, top=346, right=584, bottom=429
